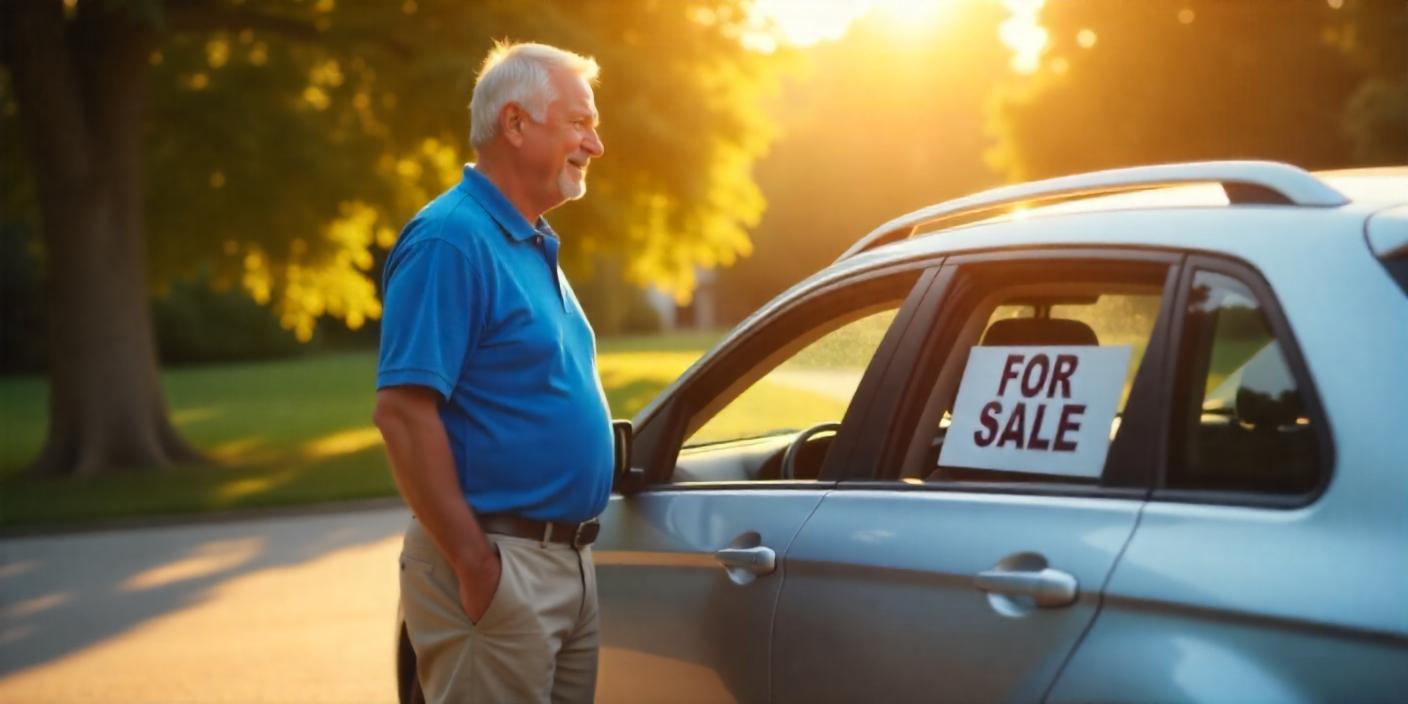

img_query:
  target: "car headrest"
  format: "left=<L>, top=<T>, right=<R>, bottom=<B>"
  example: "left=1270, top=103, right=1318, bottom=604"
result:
left=981, top=318, right=1100, bottom=347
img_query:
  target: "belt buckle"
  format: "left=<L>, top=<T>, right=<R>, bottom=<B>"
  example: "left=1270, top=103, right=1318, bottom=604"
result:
left=572, top=519, right=600, bottom=549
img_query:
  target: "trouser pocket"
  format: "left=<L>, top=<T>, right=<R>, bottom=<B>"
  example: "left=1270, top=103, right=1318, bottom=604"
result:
left=470, top=542, right=516, bottom=628
left=400, top=539, right=523, bottom=631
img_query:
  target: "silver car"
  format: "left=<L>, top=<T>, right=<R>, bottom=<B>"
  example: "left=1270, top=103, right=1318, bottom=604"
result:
left=400, top=161, right=1408, bottom=702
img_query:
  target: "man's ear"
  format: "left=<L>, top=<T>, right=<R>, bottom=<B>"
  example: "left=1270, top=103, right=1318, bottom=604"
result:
left=499, top=103, right=526, bottom=147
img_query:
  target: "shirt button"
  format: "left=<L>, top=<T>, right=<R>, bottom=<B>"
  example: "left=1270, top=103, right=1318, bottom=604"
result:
left=534, top=235, right=544, bottom=245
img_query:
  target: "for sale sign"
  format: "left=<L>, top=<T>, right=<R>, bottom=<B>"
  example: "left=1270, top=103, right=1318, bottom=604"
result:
left=937, top=346, right=1132, bottom=478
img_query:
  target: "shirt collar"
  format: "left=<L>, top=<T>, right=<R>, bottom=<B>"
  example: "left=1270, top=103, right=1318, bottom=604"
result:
left=457, top=164, right=556, bottom=242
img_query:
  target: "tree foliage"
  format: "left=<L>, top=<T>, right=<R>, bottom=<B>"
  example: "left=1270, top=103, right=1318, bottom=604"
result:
left=6, top=0, right=782, bottom=340
left=987, top=0, right=1407, bottom=182
left=1337, top=0, right=1408, bottom=163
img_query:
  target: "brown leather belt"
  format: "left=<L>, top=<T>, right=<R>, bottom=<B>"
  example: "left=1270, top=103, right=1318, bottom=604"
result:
left=478, top=514, right=600, bottom=549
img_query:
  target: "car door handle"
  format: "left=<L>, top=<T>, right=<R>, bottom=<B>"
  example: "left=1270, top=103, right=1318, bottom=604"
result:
left=713, top=546, right=776, bottom=575
left=974, top=567, right=1078, bottom=608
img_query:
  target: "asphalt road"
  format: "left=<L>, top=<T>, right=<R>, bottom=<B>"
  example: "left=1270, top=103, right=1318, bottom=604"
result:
left=0, top=505, right=411, bottom=703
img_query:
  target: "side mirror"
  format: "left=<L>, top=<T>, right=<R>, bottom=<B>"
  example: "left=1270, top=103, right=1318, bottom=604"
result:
left=611, top=419, right=644, bottom=493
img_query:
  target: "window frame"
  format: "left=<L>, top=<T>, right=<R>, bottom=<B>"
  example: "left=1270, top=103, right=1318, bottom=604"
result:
left=1155, top=254, right=1336, bottom=508
left=862, top=247, right=1186, bottom=500
left=628, top=260, right=944, bottom=489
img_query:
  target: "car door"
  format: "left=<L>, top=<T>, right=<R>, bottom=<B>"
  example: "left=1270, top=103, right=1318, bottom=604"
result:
left=1048, top=254, right=1408, bottom=701
left=771, top=251, right=1178, bottom=702
left=595, top=266, right=939, bottom=703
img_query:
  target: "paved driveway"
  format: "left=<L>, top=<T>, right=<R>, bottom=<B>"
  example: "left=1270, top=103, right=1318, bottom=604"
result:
left=0, top=505, right=410, bottom=703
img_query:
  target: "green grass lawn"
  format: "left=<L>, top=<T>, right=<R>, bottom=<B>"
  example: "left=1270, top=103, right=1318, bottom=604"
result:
left=0, top=332, right=722, bottom=529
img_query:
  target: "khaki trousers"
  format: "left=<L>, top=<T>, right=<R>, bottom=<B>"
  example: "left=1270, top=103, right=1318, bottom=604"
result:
left=400, top=517, right=600, bottom=703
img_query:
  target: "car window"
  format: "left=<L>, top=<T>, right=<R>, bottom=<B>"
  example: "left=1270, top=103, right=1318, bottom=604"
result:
left=906, top=261, right=1169, bottom=487
left=1169, top=270, right=1320, bottom=494
left=686, top=308, right=897, bottom=448
left=668, top=271, right=922, bottom=483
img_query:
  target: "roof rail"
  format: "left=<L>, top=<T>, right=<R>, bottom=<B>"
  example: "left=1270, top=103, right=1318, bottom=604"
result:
left=837, top=160, right=1350, bottom=262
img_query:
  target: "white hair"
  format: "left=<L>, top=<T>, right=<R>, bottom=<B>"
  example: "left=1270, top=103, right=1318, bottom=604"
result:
left=468, top=41, right=600, bottom=148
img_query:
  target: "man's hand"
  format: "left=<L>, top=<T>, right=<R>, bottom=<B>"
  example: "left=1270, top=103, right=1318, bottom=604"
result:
left=374, top=386, right=503, bottom=624
left=454, top=548, right=503, bottom=624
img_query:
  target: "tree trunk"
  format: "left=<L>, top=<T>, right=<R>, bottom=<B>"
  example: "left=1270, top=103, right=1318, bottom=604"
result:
left=4, top=0, right=203, bottom=477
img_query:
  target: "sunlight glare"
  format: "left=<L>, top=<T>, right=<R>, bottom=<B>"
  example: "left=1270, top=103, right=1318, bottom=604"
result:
left=870, top=0, right=953, bottom=27
left=211, top=436, right=267, bottom=461
left=3, top=593, right=70, bottom=619
left=121, top=538, right=264, bottom=592
left=750, top=0, right=870, bottom=48
left=1000, top=0, right=1048, bottom=74
left=750, top=0, right=1050, bottom=73
left=748, top=0, right=956, bottom=49
left=216, top=475, right=279, bottom=501
left=171, top=406, right=221, bottom=426
left=303, top=426, right=384, bottom=459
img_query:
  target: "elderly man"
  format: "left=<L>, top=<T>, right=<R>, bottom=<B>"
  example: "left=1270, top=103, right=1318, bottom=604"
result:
left=372, top=42, right=610, bottom=703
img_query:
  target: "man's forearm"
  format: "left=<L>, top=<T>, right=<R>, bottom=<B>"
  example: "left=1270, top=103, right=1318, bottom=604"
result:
left=376, top=403, right=493, bottom=572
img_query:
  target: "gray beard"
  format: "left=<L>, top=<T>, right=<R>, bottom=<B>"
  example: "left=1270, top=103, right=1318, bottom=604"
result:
left=559, top=167, right=586, bottom=201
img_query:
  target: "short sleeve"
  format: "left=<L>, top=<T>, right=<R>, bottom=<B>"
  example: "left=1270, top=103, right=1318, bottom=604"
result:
left=377, top=239, right=486, bottom=402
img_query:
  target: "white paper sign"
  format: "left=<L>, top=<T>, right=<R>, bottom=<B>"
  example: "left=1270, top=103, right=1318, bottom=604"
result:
left=937, top=345, right=1132, bottom=478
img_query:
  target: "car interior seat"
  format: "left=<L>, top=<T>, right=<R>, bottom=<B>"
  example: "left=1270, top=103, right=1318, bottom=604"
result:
left=980, top=317, right=1100, bottom=347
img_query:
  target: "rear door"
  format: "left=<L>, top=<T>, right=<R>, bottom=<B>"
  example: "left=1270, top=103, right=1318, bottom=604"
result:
left=595, top=266, right=937, bottom=703
left=771, top=252, right=1177, bottom=702
left=1048, top=254, right=1408, bottom=701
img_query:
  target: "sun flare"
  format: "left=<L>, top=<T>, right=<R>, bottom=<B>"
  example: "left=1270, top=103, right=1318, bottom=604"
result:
left=750, top=0, right=870, bottom=48
left=869, top=0, right=952, bottom=26
left=750, top=0, right=1048, bottom=72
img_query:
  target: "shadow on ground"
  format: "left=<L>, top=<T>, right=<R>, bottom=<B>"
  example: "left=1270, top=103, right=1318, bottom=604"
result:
left=0, top=500, right=408, bottom=678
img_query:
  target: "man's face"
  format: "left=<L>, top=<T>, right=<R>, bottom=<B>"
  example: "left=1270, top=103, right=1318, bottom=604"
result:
left=519, top=70, right=603, bottom=212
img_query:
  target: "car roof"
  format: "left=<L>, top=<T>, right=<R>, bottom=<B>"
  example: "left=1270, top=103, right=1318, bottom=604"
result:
left=835, top=163, right=1407, bottom=269
left=1316, top=166, right=1408, bottom=206
left=995, top=166, right=1408, bottom=216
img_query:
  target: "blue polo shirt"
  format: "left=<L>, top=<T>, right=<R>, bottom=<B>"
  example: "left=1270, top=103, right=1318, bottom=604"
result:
left=377, top=165, right=613, bottom=523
